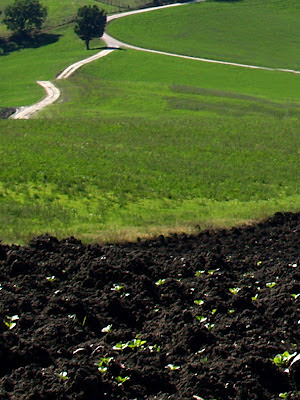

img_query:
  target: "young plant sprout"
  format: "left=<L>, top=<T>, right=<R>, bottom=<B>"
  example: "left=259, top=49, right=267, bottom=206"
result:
left=279, top=393, right=288, bottom=399
left=165, top=364, right=180, bottom=371
left=101, top=324, right=112, bottom=333
left=56, top=371, right=69, bottom=381
left=148, top=344, right=161, bottom=353
left=194, top=299, right=204, bottom=306
left=291, top=294, right=300, bottom=299
left=208, top=269, right=219, bottom=275
left=155, top=279, right=166, bottom=286
left=116, top=376, right=130, bottom=385
left=46, top=276, right=56, bottom=283
left=266, top=282, right=276, bottom=288
left=196, top=316, right=207, bottom=323
left=195, top=270, right=205, bottom=277
left=204, top=323, right=215, bottom=331
left=228, top=309, right=235, bottom=314
left=96, top=357, right=113, bottom=373
left=127, top=338, right=147, bottom=349
left=113, top=338, right=147, bottom=351
left=251, top=294, right=258, bottom=301
left=229, top=287, right=241, bottom=295
left=113, top=342, right=128, bottom=351
left=211, top=309, right=217, bottom=315
left=4, top=315, right=19, bottom=330
left=82, top=316, right=87, bottom=327
left=111, top=284, right=124, bottom=292
left=272, top=351, right=297, bottom=368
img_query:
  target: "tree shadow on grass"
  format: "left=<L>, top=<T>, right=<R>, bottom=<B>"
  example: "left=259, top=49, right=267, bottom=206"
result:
left=0, top=32, right=61, bottom=55
left=89, top=46, right=125, bottom=51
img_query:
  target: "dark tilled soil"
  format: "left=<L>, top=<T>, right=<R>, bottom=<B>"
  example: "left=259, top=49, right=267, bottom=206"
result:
left=0, top=212, right=299, bottom=400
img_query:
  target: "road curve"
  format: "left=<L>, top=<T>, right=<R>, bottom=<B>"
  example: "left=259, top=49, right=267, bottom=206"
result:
left=11, top=1, right=300, bottom=119
left=12, top=81, right=60, bottom=119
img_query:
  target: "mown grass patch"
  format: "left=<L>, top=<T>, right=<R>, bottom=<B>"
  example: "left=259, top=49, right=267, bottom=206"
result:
left=107, top=0, right=300, bottom=70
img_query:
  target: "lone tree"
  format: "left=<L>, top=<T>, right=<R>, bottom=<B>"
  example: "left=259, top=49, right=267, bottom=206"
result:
left=4, top=0, right=47, bottom=36
left=74, top=5, right=106, bottom=50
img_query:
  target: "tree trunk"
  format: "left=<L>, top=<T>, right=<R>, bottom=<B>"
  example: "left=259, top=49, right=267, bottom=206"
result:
left=85, top=39, right=90, bottom=50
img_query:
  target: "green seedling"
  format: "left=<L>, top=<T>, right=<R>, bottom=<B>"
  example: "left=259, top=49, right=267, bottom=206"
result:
left=208, top=269, right=219, bottom=275
left=56, top=371, right=69, bottom=381
left=4, top=315, right=19, bottom=330
left=229, top=287, right=241, bottom=295
left=266, top=282, right=276, bottom=288
left=155, top=279, right=166, bottom=286
left=116, top=376, right=130, bottom=385
left=148, top=344, right=161, bottom=353
left=291, top=293, right=300, bottom=299
left=113, top=342, right=128, bottom=351
left=46, top=275, right=56, bottom=283
left=196, top=316, right=207, bottom=323
left=82, top=316, right=87, bottom=327
left=251, top=294, right=258, bottom=301
left=204, top=323, right=215, bottom=331
left=200, top=357, right=208, bottom=364
left=228, top=309, right=235, bottom=314
left=165, top=364, right=180, bottom=371
left=127, top=338, right=147, bottom=349
left=113, top=338, right=147, bottom=351
left=279, top=393, right=288, bottom=399
left=195, top=270, right=205, bottom=277
left=211, top=309, right=217, bottom=315
left=194, top=299, right=204, bottom=306
left=257, top=261, right=262, bottom=266
left=101, top=324, right=112, bottom=333
left=272, top=351, right=297, bottom=368
left=111, top=284, right=124, bottom=292
left=96, top=357, right=113, bottom=373
left=243, top=272, right=255, bottom=278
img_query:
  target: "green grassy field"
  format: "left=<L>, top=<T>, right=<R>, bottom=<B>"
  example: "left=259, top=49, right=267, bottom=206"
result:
left=0, top=0, right=115, bottom=107
left=1, top=49, right=299, bottom=244
left=107, top=0, right=300, bottom=70
left=0, top=1, right=299, bottom=244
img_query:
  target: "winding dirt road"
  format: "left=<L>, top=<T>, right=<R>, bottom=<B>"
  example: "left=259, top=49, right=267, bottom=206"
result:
left=12, top=81, right=60, bottom=119
left=11, top=1, right=300, bottom=119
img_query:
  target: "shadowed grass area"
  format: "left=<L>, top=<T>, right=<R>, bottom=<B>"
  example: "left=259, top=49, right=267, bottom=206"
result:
left=107, top=0, right=300, bottom=70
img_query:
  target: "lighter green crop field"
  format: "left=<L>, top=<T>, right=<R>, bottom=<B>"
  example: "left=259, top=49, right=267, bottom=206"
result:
left=107, top=0, right=300, bottom=70
left=0, top=0, right=299, bottom=244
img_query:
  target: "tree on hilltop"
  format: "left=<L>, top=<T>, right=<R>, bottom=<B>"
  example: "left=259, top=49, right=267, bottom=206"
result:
left=74, top=5, right=106, bottom=50
left=4, top=0, right=47, bottom=36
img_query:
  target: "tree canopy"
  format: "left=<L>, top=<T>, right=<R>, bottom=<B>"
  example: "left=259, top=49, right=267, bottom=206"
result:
left=74, top=5, right=106, bottom=50
left=4, top=0, right=47, bottom=35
